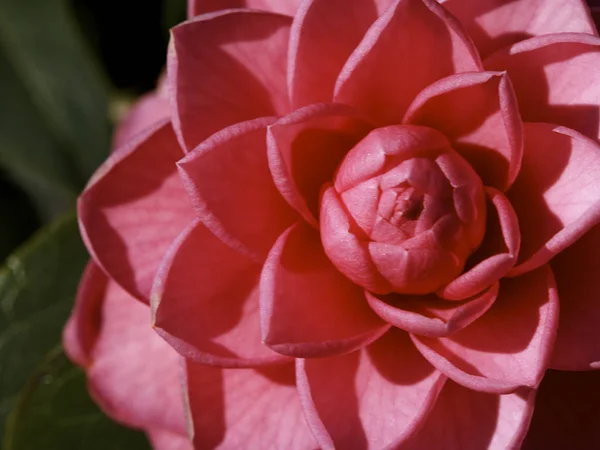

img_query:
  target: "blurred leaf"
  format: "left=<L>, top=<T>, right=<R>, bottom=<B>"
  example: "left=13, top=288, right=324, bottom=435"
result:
left=3, top=350, right=150, bottom=450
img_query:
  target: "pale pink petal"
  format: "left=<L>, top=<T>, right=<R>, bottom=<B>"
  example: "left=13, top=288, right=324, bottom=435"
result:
left=260, top=222, right=389, bottom=358
left=296, top=329, right=445, bottom=449
left=485, top=33, right=600, bottom=142
left=267, top=103, right=373, bottom=225
left=178, top=118, right=297, bottom=261
left=404, top=71, right=523, bottom=190
left=507, top=123, right=600, bottom=277
left=152, top=219, right=289, bottom=367
left=549, top=225, right=600, bottom=370
left=188, top=0, right=302, bottom=16
left=401, top=380, right=535, bottom=450
left=438, top=187, right=520, bottom=300
left=334, top=0, right=481, bottom=125
left=413, top=266, right=559, bottom=394
left=184, top=361, right=316, bottom=449
left=147, top=429, right=193, bottom=450
left=366, top=283, right=498, bottom=338
left=441, top=0, right=597, bottom=57
left=521, top=370, right=600, bottom=449
left=169, top=10, right=291, bottom=152
left=78, top=120, right=195, bottom=302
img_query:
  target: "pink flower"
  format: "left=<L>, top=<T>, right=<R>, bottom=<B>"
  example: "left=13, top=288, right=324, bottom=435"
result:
left=66, top=0, right=600, bottom=448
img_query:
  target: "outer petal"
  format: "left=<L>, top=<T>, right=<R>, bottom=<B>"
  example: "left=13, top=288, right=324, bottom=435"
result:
left=188, top=0, right=302, bottom=17
left=365, top=283, right=498, bottom=338
left=260, top=222, right=389, bottom=358
left=413, top=266, right=559, bottom=394
left=334, top=0, right=481, bottom=125
left=169, top=10, right=291, bottom=152
left=549, top=225, right=600, bottom=370
left=507, top=123, right=600, bottom=277
left=178, top=118, right=297, bottom=261
left=78, top=120, right=195, bottom=302
left=296, top=329, right=445, bottom=450
left=442, top=0, right=597, bottom=57
left=401, top=380, right=536, bottom=450
left=485, top=33, right=600, bottom=142
left=267, top=103, right=373, bottom=225
left=404, top=71, right=523, bottom=190
left=184, top=361, right=316, bottom=449
left=147, top=430, right=193, bottom=450
left=152, top=219, right=289, bottom=367
left=521, top=370, right=600, bottom=450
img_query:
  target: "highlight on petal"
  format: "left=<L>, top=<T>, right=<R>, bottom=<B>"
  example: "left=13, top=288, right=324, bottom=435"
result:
left=152, top=219, right=289, bottom=367
left=401, top=380, right=536, bottom=450
left=178, top=118, right=297, bottom=261
left=260, top=222, right=389, bottom=358
left=334, top=0, right=481, bottom=125
left=78, top=120, right=195, bottom=302
left=188, top=0, right=302, bottom=17
left=412, top=266, right=559, bottom=394
left=366, top=283, right=498, bottom=338
left=485, top=33, right=600, bottom=142
left=507, top=123, right=600, bottom=277
left=267, top=103, right=373, bottom=225
left=169, top=10, right=291, bottom=152
left=438, top=187, right=520, bottom=301
left=296, top=329, right=446, bottom=449
left=549, top=225, right=600, bottom=370
left=184, top=361, right=316, bottom=449
left=442, top=0, right=597, bottom=57
left=404, top=71, right=523, bottom=190
left=147, top=430, right=192, bottom=450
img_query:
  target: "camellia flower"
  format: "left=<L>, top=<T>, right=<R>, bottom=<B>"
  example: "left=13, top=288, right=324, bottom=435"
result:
left=65, top=0, right=600, bottom=448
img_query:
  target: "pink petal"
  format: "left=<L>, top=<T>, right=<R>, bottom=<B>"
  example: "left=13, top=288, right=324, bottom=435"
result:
left=260, top=222, right=389, bottom=358
left=442, top=0, right=597, bottom=57
left=334, top=0, right=481, bottom=125
left=267, top=103, right=373, bottom=225
left=188, top=0, right=301, bottom=16
left=521, top=370, right=600, bottom=449
left=73, top=267, right=187, bottom=434
left=366, top=283, right=498, bottom=338
left=507, top=123, right=600, bottom=277
left=168, top=10, right=291, bottom=152
left=404, top=71, right=523, bottom=190
left=548, top=225, right=600, bottom=370
left=485, top=33, right=600, bottom=142
left=412, top=266, right=559, bottom=394
left=401, top=380, right=536, bottom=450
left=152, top=219, right=289, bottom=367
left=178, top=118, right=297, bottom=261
left=147, top=430, right=192, bottom=450
left=296, top=329, right=446, bottom=449
left=184, top=361, right=316, bottom=449
left=78, top=120, right=194, bottom=302
left=438, top=187, right=520, bottom=300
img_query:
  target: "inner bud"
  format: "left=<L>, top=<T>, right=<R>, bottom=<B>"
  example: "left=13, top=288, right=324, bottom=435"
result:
left=320, top=125, right=486, bottom=295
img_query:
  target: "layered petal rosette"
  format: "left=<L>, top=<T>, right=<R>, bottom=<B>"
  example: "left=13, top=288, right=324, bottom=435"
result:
left=66, top=0, right=600, bottom=448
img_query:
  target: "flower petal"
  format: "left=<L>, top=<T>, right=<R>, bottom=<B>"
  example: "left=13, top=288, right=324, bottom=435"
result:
left=296, top=329, right=446, bottom=449
left=404, top=71, right=523, bottom=190
left=188, top=0, right=301, bottom=17
left=152, top=219, right=289, bottom=367
left=334, top=0, right=481, bottom=125
left=78, top=120, right=194, bottom=302
left=169, top=10, right=291, bottom=152
left=438, top=187, right=520, bottom=300
left=442, top=0, right=597, bottom=57
left=401, top=380, right=535, bottom=450
left=267, top=103, right=373, bottom=225
left=147, top=430, right=192, bottom=450
left=485, top=33, right=600, bottom=141
left=412, top=266, right=559, bottom=394
left=549, top=225, right=600, bottom=370
left=508, top=123, right=600, bottom=277
left=366, top=283, right=498, bottom=338
left=260, top=222, right=389, bottom=358
left=184, top=361, right=316, bottom=449
left=178, top=118, right=297, bottom=261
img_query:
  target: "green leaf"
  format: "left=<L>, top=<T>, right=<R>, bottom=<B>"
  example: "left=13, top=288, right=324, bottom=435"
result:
left=3, top=350, right=150, bottom=450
